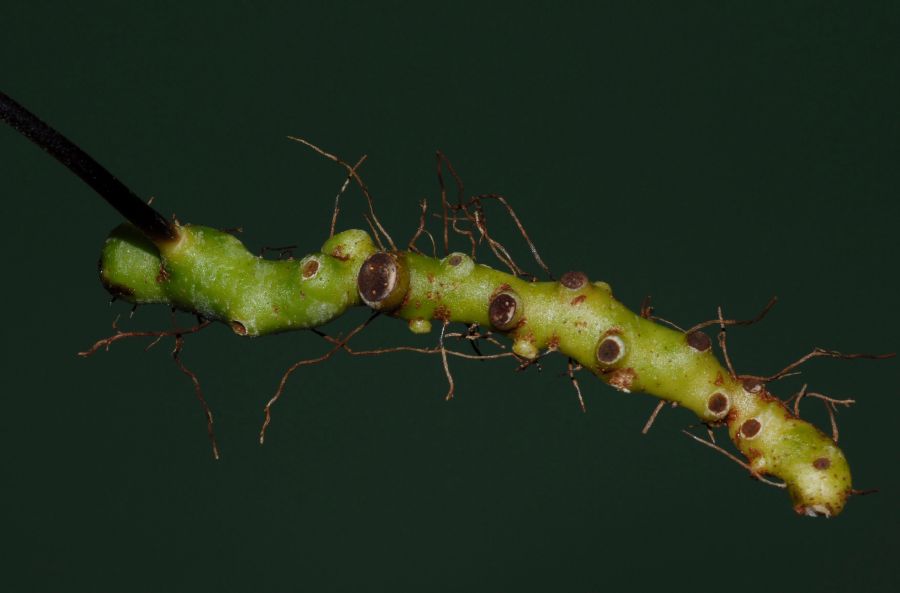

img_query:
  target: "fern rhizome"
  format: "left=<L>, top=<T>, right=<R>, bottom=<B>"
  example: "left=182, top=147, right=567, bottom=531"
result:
left=2, top=90, right=892, bottom=518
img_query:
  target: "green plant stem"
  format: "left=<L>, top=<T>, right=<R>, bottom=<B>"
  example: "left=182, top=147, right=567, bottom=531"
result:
left=100, top=223, right=854, bottom=517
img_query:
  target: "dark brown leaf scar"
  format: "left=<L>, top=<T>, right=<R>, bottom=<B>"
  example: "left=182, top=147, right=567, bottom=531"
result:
left=489, top=291, right=522, bottom=331
left=447, top=254, right=463, bottom=266
left=706, top=392, right=729, bottom=416
left=596, top=334, right=625, bottom=365
left=357, top=252, right=409, bottom=311
left=301, top=258, right=320, bottom=279
left=740, top=418, right=761, bottom=439
left=560, top=271, right=588, bottom=290
left=742, top=378, right=764, bottom=393
left=813, top=457, right=831, bottom=470
left=686, top=330, right=711, bottom=352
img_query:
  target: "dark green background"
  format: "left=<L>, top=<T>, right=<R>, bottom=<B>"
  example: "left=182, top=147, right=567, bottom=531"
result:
left=1, top=2, right=897, bottom=592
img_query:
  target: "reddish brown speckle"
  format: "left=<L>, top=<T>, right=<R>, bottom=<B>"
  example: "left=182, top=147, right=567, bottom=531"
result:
left=686, top=331, right=711, bottom=352
left=813, top=457, right=831, bottom=470
left=570, top=295, right=586, bottom=306
left=330, top=245, right=349, bottom=261
left=726, top=407, right=739, bottom=424
left=607, top=368, right=637, bottom=391
left=560, top=271, right=588, bottom=290
left=156, top=266, right=169, bottom=283
left=741, top=418, right=761, bottom=438
left=231, top=321, right=247, bottom=335
left=434, top=305, right=451, bottom=321
left=714, top=372, right=724, bottom=386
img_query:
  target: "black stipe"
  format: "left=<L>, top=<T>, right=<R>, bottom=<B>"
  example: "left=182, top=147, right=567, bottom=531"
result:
left=0, top=90, right=177, bottom=243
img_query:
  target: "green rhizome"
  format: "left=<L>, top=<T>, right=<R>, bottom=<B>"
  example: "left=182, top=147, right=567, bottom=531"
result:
left=99, top=221, right=853, bottom=517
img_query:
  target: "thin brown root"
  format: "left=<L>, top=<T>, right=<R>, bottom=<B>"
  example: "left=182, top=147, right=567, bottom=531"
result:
left=423, top=229, right=437, bottom=258
left=639, top=296, right=693, bottom=333
left=445, top=325, right=506, bottom=352
left=686, top=296, right=778, bottom=334
left=642, top=401, right=666, bottom=434
left=716, top=307, right=738, bottom=379
left=806, top=391, right=855, bottom=407
left=471, top=193, right=552, bottom=279
left=438, top=150, right=466, bottom=205
left=849, top=488, right=879, bottom=497
left=407, top=199, right=427, bottom=254
left=681, top=429, right=786, bottom=489
left=313, top=330, right=519, bottom=362
left=515, top=345, right=557, bottom=372
left=439, top=321, right=455, bottom=401
left=640, top=296, right=653, bottom=319
left=567, top=359, right=586, bottom=413
left=450, top=213, right=478, bottom=258
left=642, top=401, right=678, bottom=435
left=338, top=345, right=518, bottom=362
left=310, top=323, right=523, bottom=412
left=330, top=155, right=368, bottom=237
left=430, top=204, right=525, bottom=277
left=287, top=136, right=396, bottom=250
left=474, top=206, right=529, bottom=277
left=435, top=150, right=479, bottom=259
left=361, top=212, right=385, bottom=251
left=786, top=383, right=809, bottom=415
left=433, top=151, right=550, bottom=278
left=654, top=317, right=686, bottom=332
left=789, top=384, right=855, bottom=443
left=824, top=400, right=840, bottom=443
left=450, top=323, right=485, bottom=357
left=259, top=312, right=378, bottom=444
left=80, top=316, right=216, bottom=457
left=741, top=347, right=896, bottom=383
left=173, top=335, right=219, bottom=460
left=79, top=318, right=211, bottom=357
left=408, top=199, right=437, bottom=256
left=435, top=150, right=458, bottom=254
left=640, top=297, right=686, bottom=332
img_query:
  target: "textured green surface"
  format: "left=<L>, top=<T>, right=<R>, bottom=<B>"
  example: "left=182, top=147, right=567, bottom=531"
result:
left=102, top=225, right=376, bottom=334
